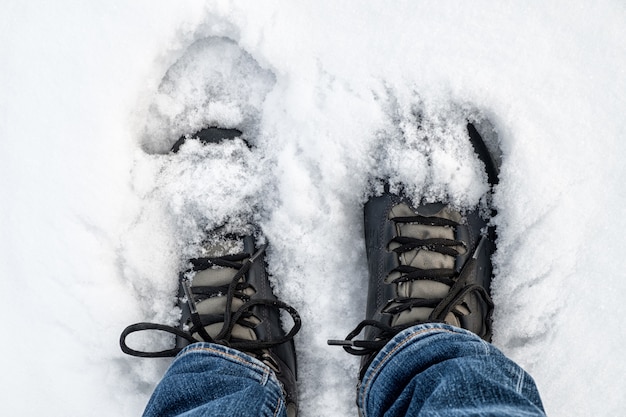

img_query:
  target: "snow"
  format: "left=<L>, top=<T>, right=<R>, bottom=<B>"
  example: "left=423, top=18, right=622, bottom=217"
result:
left=2, top=1, right=626, bottom=416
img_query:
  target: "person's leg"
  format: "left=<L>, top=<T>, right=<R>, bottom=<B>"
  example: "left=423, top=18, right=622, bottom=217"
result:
left=143, top=343, right=287, bottom=417
left=359, top=324, right=546, bottom=417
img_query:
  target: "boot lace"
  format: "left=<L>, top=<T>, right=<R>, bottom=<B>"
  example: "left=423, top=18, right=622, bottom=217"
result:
left=328, top=209, right=493, bottom=356
left=120, top=245, right=301, bottom=358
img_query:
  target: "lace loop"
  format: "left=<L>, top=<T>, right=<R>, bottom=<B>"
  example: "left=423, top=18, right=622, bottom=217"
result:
left=119, top=322, right=197, bottom=358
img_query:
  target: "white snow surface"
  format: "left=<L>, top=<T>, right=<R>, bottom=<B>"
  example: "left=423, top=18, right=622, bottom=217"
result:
left=2, top=1, right=626, bottom=416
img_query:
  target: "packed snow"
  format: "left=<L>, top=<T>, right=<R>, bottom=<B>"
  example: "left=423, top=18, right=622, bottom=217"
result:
left=1, top=1, right=625, bottom=416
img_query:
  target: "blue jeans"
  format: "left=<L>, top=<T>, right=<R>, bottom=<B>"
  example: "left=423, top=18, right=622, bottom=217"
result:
left=143, top=324, right=546, bottom=417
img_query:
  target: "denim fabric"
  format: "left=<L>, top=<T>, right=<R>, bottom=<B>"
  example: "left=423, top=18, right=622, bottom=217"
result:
left=143, top=343, right=286, bottom=417
left=359, top=323, right=547, bottom=417
left=144, top=324, right=546, bottom=417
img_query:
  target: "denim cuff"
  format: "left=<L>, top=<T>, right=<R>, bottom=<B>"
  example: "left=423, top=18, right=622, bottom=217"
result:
left=173, top=342, right=277, bottom=386
left=358, top=323, right=485, bottom=414
left=151, top=342, right=287, bottom=417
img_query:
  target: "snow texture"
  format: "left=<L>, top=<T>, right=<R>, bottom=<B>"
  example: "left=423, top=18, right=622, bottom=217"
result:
left=1, top=1, right=626, bottom=416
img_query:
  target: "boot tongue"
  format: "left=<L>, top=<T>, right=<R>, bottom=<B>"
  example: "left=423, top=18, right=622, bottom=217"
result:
left=193, top=267, right=240, bottom=287
left=392, top=222, right=457, bottom=270
left=190, top=264, right=259, bottom=342
left=387, top=203, right=468, bottom=327
left=391, top=307, right=462, bottom=327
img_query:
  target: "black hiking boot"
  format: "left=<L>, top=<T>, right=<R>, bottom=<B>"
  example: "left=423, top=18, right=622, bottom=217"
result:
left=120, top=128, right=301, bottom=417
left=329, top=122, right=499, bottom=379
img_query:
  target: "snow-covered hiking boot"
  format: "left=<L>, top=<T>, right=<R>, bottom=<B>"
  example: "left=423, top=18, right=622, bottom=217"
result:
left=120, top=128, right=301, bottom=415
left=328, top=122, right=499, bottom=378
